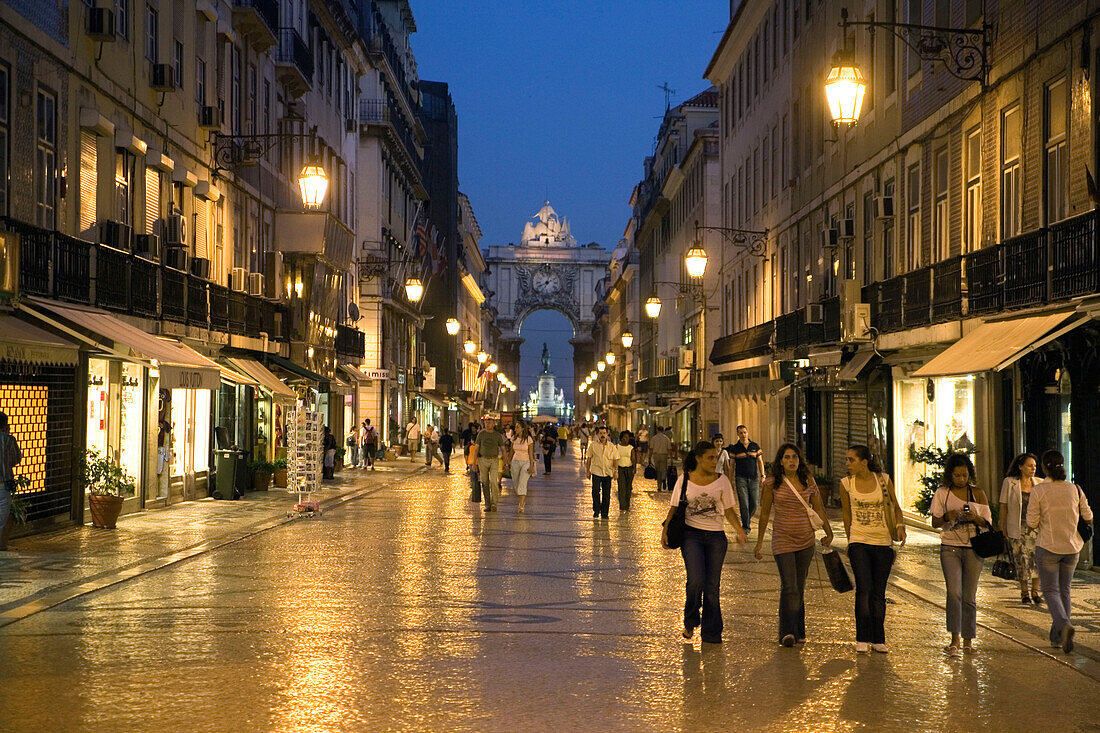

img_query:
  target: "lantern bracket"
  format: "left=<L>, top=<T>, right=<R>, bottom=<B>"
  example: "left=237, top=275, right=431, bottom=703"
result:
left=695, top=223, right=769, bottom=260
left=839, top=6, right=991, bottom=87
left=213, top=126, right=321, bottom=175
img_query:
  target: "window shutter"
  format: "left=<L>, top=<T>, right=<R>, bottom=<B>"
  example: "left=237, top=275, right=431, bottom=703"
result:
left=79, top=131, right=97, bottom=232
left=144, top=167, right=160, bottom=234
left=194, top=196, right=208, bottom=257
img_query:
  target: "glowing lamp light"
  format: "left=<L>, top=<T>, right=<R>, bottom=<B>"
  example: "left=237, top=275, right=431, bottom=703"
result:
left=464, top=339, right=476, bottom=354
left=488, top=363, right=499, bottom=373
left=621, top=331, right=634, bottom=348
left=404, top=278, right=424, bottom=303
left=445, top=318, right=460, bottom=335
left=589, top=371, right=597, bottom=381
left=684, top=247, right=709, bottom=278
left=496, top=372, right=505, bottom=382
left=605, top=352, right=616, bottom=365
left=477, top=351, right=489, bottom=364
left=645, top=296, right=662, bottom=319
left=597, top=360, right=606, bottom=372
left=298, top=161, right=329, bottom=209
left=825, top=50, right=867, bottom=125
left=510, top=385, right=517, bottom=392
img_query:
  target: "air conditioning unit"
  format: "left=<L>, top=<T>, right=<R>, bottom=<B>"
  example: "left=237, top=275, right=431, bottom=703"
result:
left=821, top=228, right=839, bottom=248
left=100, top=220, right=133, bottom=251
left=843, top=302, right=872, bottom=341
left=164, top=246, right=189, bottom=272
left=805, top=302, right=824, bottom=324
left=842, top=218, right=855, bottom=238
left=86, top=7, right=117, bottom=42
left=134, top=233, right=160, bottom=261
left=163, top=214, right=186, bottom=246
left=230, top=267, right=248, bottom=292
left=190, top=257, right=211, bottom=280
left=248, top=272, right=264, bottom=296
left=198, top=105, right=222, bottom=129
left=264, top=251, right=283, bottom=299
left=678, top=346, right=695, bottom=369
left=150, top=64, right=176, bottom=92
left=875, top=195, right=894, bottom=219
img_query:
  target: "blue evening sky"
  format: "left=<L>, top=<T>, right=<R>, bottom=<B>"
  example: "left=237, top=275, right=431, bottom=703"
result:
left=410, top=1, right=731, bottom=397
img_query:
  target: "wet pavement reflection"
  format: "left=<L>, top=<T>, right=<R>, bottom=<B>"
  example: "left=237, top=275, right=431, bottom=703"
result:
left=2, top=449, right=1099, bottom=731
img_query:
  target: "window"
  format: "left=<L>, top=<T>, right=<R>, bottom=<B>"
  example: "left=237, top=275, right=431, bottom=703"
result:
left=174, top=40, right=183, bottom=88
left=865, top=13, right=875, bottom=113
left=248, top=64, right=256, bottom=135
left=144, top=167, right=161, bottom=234
left=906, top=0, right=921, bottom=77
left=231, top=45, right=241, bottom=135
left=883, top=1, right=896, bottom=94
left=965, top=0, right=983, bottom=26
left=195, top=58, right=205, bottom=104
left=934, top=148, right=949, bottom=259
left=79, top=131, right=98, bottom=232
left=263, top=80, right=271, bottom=136
left=781, top=115, right=788, bottom=187
left=965, top=128, right=981, bottom=252
left=863, top=191, right=875, bottom=282
left=116, top=0, right=128, bottom=40
left=883, top=179, right=895, bottom=278
left=146, top=5, right=157, bottom=63
left=35, top=89, right=57, bottom=229
left=0, top=63, right=8, bottom=217
left=762, top=143, right=769, bottom=207
left=845, top=203, right=856, bottom=280
left=1001, top=105, right=1022, bottom=238
left=1044, top=78, right=1068, bottom=225
left=115, top=150, right=133, bottom=227
left=907, top=164, right=921, bottom=269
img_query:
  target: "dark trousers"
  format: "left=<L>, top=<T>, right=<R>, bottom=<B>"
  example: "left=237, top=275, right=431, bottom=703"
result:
left=774, top=545, right=814, bottom=640
left=559, top=438, right=567, bottom=455
left=682, top=527, right=728, bottom=643
left=442, top=450, right=452, bottom=472
left=849, top=542, right=895, bottom=643
left=543, top=452, right=553, bottom=474
left=469, top=468, right=481, bottom=503
left=617, top=466, right=635, bottom=510
left=591, top=474, right=612, bottom=517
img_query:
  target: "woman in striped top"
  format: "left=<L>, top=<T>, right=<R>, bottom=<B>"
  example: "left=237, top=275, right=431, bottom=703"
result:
left=754, top=443, right=833, bottom=646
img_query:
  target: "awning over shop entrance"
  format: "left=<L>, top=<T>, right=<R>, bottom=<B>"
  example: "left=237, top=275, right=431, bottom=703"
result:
left=839, top=347, right=878, bottom=381
left=339, top=363, right=373, bottom=383
left=0, top=316, right=79, bottom=365
left=913, top=310, right=1084, bottom=378
left=22, top=299, right=221, bottom=389
left=264, top=354, right=330, bottom=390
left=226, top=357, right=297, bottom=402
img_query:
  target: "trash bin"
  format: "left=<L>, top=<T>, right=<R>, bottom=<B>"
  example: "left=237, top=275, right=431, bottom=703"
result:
left=213, top=426, right=249, bottom=500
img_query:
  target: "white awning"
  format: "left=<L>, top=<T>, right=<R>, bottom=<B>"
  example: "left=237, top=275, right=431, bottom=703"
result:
left=0, top=316, right=79, bottom=365
left=224, top=357, right=297, bottom=402
left=839, top=347, right=877, bottom=381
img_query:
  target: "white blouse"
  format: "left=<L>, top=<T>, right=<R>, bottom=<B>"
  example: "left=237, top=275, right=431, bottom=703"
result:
left=1027, top=480, right=1094, bottom=555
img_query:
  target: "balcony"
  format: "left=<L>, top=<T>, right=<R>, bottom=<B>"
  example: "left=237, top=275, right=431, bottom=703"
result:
left=231, top=0, right=279, bottom=53
left=931, top=256, right=964, bottom=322
left=1003, top=229, right=1047, bottom=309
left=187, top=278, right=209, bottom=326
left=95, top=244, right=131, bottom=313
left=274, top=28, right=313, bottom=99
left=209, top=284, right=230, bottom=333
left=965, top=243, right=1003, bottom=315
left=709, top=321, right=774, bottom=365
left=1051, top=211, right=1100, bottom=300
left=161, top=267, right=187, bottom=323
left=335, top=325, right=365, bottom=362
left=359, top=97, right=424, bottom=179
left=902, top=266, right=931, bottom=328
left=131, top=257, right=159, bottom=317
left=228, top=291, right=248, bottom=335
left=876, top=276, right=904, bottom=333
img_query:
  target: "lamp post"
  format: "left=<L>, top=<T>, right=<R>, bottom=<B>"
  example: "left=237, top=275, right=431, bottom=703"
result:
left=446, top=318, right=460, bottom=335
left=621, top=331, right=634, bottom=348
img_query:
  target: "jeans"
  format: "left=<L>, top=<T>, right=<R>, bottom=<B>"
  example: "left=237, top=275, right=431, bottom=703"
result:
left=1036, top=547, right=1078, bottom=644
left=774, top=545, right=814, bottom=640
left=653, top=455, right=670, bottom=491
left=681, top=527, right=728, bottom=643
left=478, top=457, right=501, bottom=509
left=849, top=543, right=895, bottom=643
left=442, top=450, right=452, bottom=472
left=617, top=466, right=635, bottom=510
left=591, top=474, right=612, bottom=517
left=735, top=476, right=760, bottom=531
left=425, top=441, right=443, bottom=467
left=348, top=445, right=359, bottom=467
left=940, top=545, right=983, bottom=639
left=0, top=483, right=10, bottom=545
left=511, top=459, right=531, bottom=496
left=559, top=438, right=567, bottom=455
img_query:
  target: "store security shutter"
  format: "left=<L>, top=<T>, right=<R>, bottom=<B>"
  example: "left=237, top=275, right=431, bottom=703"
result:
left=79, top=131, right=97, bottom=232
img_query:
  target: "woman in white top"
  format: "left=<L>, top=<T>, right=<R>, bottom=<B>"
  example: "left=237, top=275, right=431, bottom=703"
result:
left=509, top=423, right=537, bottom=514
left=930, top=453, right=993, bottom=655
left=661, top=441, right=746, bottom=644
left=1028, top=450, right=1094, bottom=653
left=999, top=453, right=1043, bottom=604
left=840, top=445, right=906, bottom=654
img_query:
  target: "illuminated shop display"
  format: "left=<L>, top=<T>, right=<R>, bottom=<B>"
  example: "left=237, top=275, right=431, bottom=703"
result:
left=170, top=387, right=212, bottom=475
left=0, top=383, right=48, bottom=493
left=119, top=363, right=145, bottom=487
left=87, top=358, right=109, bottom=458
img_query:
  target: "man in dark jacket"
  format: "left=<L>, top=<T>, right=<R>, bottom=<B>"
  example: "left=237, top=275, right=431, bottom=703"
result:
left=0, top=411, right=23, bottom=550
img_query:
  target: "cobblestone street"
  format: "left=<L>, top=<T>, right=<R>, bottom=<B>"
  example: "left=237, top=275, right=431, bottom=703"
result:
left=2, top=450, right=1100, bottom=732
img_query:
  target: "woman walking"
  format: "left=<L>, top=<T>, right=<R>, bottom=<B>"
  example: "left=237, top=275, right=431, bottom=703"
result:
left=754, top=443, right=833, bottom=647
left=931, top=453, right=992, bottom=655
left=840, top=445, right=906, bottom=653
left=541, top=428, right=557, bottom=475
left=509, top=423, right=537, bottom=513
left=1028, top=450, right=1093, bottom=653
left=999, top=453, right=1044, bottom=604
left=661, top=441, right=746, bottom=643
left=616, top=430, right=638, bottom=512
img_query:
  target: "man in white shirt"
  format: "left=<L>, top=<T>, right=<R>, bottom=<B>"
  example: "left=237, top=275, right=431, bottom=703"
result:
left=586, top=426, right=618, bottom=520
left=405, top=417, right=421, bottom=458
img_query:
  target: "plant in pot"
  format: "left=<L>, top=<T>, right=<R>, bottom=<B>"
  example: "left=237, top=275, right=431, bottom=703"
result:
left=272, top=458, right=288, bottom=488
left=335, top=447, right=346, bottom=472
left=83, top=450, right=136, bottom=529
left=249, top=460, right=277, bottom=491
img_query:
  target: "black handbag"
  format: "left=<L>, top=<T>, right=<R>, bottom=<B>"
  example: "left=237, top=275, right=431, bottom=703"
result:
left=821, top=550, right=853, bottom=593
left=992, top=555, right=1017, bottom=580
left=1077, top=486, right=1093, bottom=542
left=664, top=476, right=689, bottom=549
left=966, top=488, right=1005, bottom=558
left=666, top=464, right=678, bottom=490
left=644, top=464, right=657, bottom=480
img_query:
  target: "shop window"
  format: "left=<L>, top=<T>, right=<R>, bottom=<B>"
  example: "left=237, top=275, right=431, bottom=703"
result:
left=0, top=384, right=48, bottom=493
left=87, top=358, right=110, bottom=459
left=119, top=363, right=144, bottom=485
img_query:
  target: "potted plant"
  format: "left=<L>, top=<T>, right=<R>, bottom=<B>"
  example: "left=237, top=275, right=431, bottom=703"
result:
left=83, top=450, right=136, bottom=529
left=250, top=460, right=277, bottom=491
left=335, top=447, right=346, bottom=472
left=272, top=458, right=288, bottom=488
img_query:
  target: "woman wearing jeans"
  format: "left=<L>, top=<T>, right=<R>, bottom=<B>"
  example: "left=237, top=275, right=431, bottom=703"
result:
left=661, top=441, right=746, bottom=644
left=754, top=443, right=833, bottom=647
left=1028, top=450, right=1093, bottom=653
left=840, top=445, right=906, bottom=653
left=931, top=453, right=992, bottom=655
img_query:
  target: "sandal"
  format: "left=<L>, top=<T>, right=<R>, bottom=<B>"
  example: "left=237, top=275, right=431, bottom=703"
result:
left=944, top=644, right=961, bottom=656
left=1021, top=593, right=1032, bottom=604
left=682, top=626, right=693, bottom=640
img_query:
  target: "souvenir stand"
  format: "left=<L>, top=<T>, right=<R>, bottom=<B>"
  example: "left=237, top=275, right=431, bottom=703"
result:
left=286, top=406, right=323, bottom=517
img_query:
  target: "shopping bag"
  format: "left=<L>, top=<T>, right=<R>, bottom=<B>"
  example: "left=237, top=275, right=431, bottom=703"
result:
left=644, top=464, right=657, bottom=480
left=821, top=550, right=853, bottom=593
left=992, top=555, right=1017, bottom=580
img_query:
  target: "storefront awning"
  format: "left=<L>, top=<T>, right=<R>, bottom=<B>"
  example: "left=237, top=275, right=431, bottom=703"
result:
left=339, top=363, right=373, bottom=383
left=226, top=357, right=297, bottom=402
left=265, top=354, right=330, bottom=391
left=22, top=300, right=221, bottom=389
left=215, top=361, right=257, bottom=386
left=416, top=391, right=447, bottom=409
left=672, top=398, right=698, bottom=415
left=913, top=310, right=1083, bottom=378
left=839, top=347, right=877, bottom=381
left=0, top=316, right=79, bottom=365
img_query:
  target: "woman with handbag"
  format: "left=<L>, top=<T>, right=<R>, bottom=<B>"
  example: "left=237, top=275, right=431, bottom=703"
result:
left=840, top=445, right=906, bottom=654
left=931, top=453, right=992, bottom=656
left=999, top=453, right=1044, bottom=604
left=1027, top=450, right=1094, bottom=653
left=509, top=423, right=536, bottom=514
left=754, top=443, right=834, bottom=647
left=660, top=441, right=745, bottom=644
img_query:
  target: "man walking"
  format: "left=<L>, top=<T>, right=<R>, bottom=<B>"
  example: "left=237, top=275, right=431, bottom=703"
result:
left=578, top=423, right=591, bottom=460
left=361, top=419, right=378, bottom=469
left=558, top=425, right=567, bottom=457
left=586, top=426, right=618, bottom=519
left=469, top=416, right=505, bottom=511
left=649, top=425, right=672, bottom=491
left=439, top=428, right=455, bottom=473
left=0, top=412, right=22, bottom=551
left=424, top=425, right=443, bottom=467
left=405, top=417, right=421, bottom=458
left=730, top=424, right=765, bottom=534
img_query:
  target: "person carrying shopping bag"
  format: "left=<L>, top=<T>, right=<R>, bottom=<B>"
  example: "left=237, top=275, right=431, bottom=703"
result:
left=754, top=443, right=834, bottom=647
left=839, top=445, right=906, bottom=653
left=999, top=453, right=1044, bottom=604
left=509, top=423, right=536, bottom=513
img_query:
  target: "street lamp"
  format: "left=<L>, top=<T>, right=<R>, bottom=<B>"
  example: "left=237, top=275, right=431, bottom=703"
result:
left=621, top=331, right=634, bottom=348
left=684, top=247, right=709, bottom=278
left=825, top=49, right=866, bottom=125
left=477, top=351, right=489, bottom=364
left=605, top=352, right=615, bottom=365
left=298, top=160, right=329, bottom=209
left=645, top=296, right=662, bottom=319
left=404, top=277, right=424, bottom=303
left=589, top=370, right=597, bottom=381
left=445, top=318, right=460, bottom=335
left=488, top=363, right=499, bottom=373
left=463, top=339, right=476, bottom=354
left=597, top=360, right=606, bottom=372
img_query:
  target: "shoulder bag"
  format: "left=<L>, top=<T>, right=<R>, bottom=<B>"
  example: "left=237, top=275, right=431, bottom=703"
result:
left=967, top=487, right=1006, bottom=558
left=1076, top=485, right=1093, bottom=543
left=643, top=458, right=657, bottom=480
left=664, top=475, right=689, bottom=549
left=784, top=477, right=825, bottom=530
left=876, top=473, right=905, bottom=542
left=821, top=550, right=854, bottom=593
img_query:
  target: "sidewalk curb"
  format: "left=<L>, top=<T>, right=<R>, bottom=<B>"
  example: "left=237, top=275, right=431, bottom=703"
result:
left=0, top=465, right=427, bottom=629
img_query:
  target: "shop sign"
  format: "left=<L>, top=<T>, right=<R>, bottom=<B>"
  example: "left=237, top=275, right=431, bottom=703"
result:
left=397, top=372, right=406, bottom=385
left=423, top=366, right=436, bottom=391
left=363, top=368, right=390, bottom=380
left=159, top=365, right=220, bottom=390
